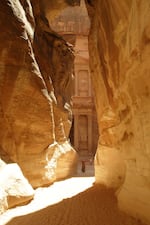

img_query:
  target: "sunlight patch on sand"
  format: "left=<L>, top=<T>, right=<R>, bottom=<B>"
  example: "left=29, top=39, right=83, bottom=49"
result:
left=0, top=177, right=95, bottom=225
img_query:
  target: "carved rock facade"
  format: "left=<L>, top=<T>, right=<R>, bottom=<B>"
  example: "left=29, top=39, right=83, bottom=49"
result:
left=50, top=1, right=98, bottom=157
left=0, top=0, right=150, bottom=224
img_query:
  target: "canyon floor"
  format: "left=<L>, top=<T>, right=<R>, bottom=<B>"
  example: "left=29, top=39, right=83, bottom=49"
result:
left=0, top=157, right=145, bottom=225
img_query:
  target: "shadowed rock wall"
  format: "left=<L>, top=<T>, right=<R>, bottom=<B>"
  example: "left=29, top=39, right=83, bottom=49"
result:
left=1, top=0, right=150, bottom=223
left=86, top=0, right=150, bottom=223
left=0, top=0, right=78, bottom=210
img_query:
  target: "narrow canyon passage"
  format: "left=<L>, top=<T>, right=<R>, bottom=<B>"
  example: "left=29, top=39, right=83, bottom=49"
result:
left=0, top=176, right=145, bottom=225
left=0, top=0, right=150, bottom=224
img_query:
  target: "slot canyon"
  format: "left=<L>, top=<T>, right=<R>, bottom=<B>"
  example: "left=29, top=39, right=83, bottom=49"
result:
left=0, top=0, right=150, bottom=225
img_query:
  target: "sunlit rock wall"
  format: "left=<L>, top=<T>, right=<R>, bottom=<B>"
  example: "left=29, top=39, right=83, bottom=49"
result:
left=86, top=0, right=150, bottom=223
left=0, top=160, right=34, bottom=212
left=0, top=0, right=78, bottom=197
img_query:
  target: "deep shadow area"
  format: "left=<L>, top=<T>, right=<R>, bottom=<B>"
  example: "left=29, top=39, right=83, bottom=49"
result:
left=6, top=184, right=144, bottom=225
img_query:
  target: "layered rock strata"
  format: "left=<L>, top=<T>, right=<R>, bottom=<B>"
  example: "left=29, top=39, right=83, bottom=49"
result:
left=86, top=0, right=150, bottom=223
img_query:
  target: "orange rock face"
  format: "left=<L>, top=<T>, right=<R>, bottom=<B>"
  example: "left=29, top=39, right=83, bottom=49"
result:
left=0, top=0, right=77, bottom=198
left=87, top=0, right=150, bottom=223
left=1, top=0, right=150, bottom=223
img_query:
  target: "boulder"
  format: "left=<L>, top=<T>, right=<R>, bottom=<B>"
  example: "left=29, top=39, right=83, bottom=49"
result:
left=0, top=163, right=34, bottom=213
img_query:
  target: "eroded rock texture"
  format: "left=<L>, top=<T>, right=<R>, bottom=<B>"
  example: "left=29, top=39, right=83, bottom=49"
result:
left=0, top=0, right=77, bottom=208
left=86, top=0, right=150, bottom=223
left=0, top=160, right=34, bottom=213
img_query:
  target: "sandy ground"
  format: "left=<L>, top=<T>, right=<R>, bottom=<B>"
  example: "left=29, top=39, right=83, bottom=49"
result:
left=0, top=159, right=145, bottom=225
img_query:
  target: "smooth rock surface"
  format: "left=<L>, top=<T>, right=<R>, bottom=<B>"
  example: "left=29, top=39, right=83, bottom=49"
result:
left=0, top=0, right=77, bottom=211
left=86, top=0, right=150, bottom=223
left=0, top=163, right=34, bottom=212
left=0, top=0, right=150, bottom=224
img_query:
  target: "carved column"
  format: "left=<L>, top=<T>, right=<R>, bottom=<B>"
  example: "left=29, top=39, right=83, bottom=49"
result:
left=74, top=113, right=79, bottom=152
left=88, top=113, right=92, bottom=154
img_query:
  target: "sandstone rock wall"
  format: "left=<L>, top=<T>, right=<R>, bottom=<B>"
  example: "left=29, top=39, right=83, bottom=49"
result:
left=0, top=0, right=77, bottom=209
left=0, top=161, right=34, bottom=213
left=1, top=0, right=150, bottom=222
left=86, top=0, right=150, bottom=223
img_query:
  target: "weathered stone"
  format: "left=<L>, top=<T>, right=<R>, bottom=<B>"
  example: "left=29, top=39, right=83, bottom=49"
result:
left=49, top=1, right=99, bottom=157
left=0, top=0, right=77, bottom=193
left=94, top=146, right=126, bottom=190
left=0, top=188, right=7, bottom=215
left=0, top=0, right=150, bottom=224
left=0, top=163, right=34, bottom=213
left=87, top=0, right=150, bottom=223
left=42, top=0, right=80, bottom=20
